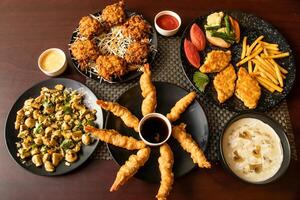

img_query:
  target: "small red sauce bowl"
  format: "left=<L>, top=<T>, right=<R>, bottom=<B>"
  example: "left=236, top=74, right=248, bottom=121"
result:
left=154, top=10, right=181, bottom=37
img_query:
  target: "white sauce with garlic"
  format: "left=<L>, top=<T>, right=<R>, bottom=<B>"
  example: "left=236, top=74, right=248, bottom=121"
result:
left=222, top=118, right=283, bottom=182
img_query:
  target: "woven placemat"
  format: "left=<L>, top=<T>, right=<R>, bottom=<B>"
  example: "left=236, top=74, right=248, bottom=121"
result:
left=87, top=35, right=297, bottom=161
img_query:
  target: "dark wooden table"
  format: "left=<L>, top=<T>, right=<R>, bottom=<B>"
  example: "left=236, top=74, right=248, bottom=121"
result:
left=0, top=0, right=299, bottom=199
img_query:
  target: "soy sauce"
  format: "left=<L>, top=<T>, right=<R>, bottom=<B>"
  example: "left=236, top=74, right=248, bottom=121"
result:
left=140, top=117, right=169, bottom=143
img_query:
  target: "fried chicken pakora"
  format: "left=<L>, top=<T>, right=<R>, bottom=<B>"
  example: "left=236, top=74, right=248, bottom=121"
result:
left=235, top=67, right=261, bottom=109
left=213, top=64, right=237, bottom=103
left=96, top=55, right=127, bottom=80
left=102, top=0, right=126, bottom=28
left=70, top=39, right=99, bottom=70
left=79, top=16, right=102, bottom=38
left=125, top=42, right=149, bottom=64
left=122, top=15, right=151, bottom=41
left=200, top=50, right=231, bottom=73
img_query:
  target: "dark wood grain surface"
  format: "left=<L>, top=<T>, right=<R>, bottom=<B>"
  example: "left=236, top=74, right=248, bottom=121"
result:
left=0, top=0, right=299, bottom=199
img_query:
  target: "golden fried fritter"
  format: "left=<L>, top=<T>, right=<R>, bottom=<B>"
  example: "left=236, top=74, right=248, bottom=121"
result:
left=79, top=16, right=102, bottom=38
left=200, top=50, right=231, bottom=73
left=235, top=67, right=261, bottom=109
left=125, top=42, right=149, bottom=64
left=96, top=55, right=127, bottom=80
left=102, top=0, right=126, bottom=28
left=122, top=15, right=151, bottom=41
left=70, top=39, right=98, bottom=70
left=213, top=64, right=237, bottom=103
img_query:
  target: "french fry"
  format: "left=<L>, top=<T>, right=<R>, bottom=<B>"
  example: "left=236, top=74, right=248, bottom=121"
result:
left=256, top=76, right=283, bottom=92
left=267, top=49, right=282, bottom=55
left=236, top=47, right=263, bottom=66
left=253, top=43, right=262, bottom=53
left=253, top=63, right=258, bottom=72
left=241, top=36, right=247, bottom=59
left=263, top=48, right=269, bottom=56
left=246, top=35, right=264, bottom=56
left=252, top=57, right=276, bottom=78
left=263, top=45, right=279, bottom=51
left=260, top=41, right=278, bottom=47
left=256, top=77, right=275, bottom=93
left=264, top=52, right=290, bottom=59
left=256, top=64, right=279, bottom=85
left=255, top=56, right=277, bottom=73
left=246, top=45, right=250, bottom=56
left=248, top=60, right=253, bottom=73
left=275, top=64, right=283, bottom=87
left=259, top=71, right=268, bottom=79
left=268, top=58, right=288, bottom=74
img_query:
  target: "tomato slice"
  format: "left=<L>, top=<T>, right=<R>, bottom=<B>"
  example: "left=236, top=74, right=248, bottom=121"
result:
left=184, top=39, right=201, bottom=68
left=190, top=23, right=206, bottom=51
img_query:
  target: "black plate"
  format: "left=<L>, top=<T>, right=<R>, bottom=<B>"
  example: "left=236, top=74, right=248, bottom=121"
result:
left=5, top=78, right=103, bottom=176
left=219, top=112, right=291, bottom=184
left=180, top=10, right=296, bottom=112
left=106, top=82, right=209, bottom=182
left=69, top=11, right=158, bottom=83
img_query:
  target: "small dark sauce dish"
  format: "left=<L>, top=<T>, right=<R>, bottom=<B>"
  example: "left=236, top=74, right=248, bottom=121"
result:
left=138, top=113, right=171, bottom=146
left=219, top=112, right=291, bottom=184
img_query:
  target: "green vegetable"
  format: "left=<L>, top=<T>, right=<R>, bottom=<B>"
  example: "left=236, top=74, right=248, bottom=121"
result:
left=204, top=25, right=221, bottom=31
left=43, top=101, right=54, bottom=109
left=193, top=72, right=209, bottom=92
left=63, top=105, right=72, bottom=114
left=87, top=120, right=95, bottom=127
left=224, top=15, right=231, bottom=34
left=33, top=123, right=43, bottom=134
left=210, top=31, right=235, bottom=44
left=41, top=145, right=48, bottom=154
left=60, top=139, right=75, bottom=150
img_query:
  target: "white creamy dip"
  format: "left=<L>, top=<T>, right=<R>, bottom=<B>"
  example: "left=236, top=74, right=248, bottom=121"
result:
left=222, top=118, right=283, bottom=182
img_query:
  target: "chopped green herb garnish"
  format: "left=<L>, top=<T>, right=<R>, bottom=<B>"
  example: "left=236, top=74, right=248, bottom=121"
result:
left=60, top=139, right=75, bottom=150
left=33, top=123, right=42, bottom=134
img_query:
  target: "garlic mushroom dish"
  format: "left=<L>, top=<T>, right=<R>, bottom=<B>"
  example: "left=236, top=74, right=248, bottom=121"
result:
left=14, top=84, right=97, bottom=172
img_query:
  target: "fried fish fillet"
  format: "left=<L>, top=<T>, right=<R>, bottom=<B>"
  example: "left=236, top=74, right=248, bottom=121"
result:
left=110, top=147, right=151, bottom=192
left=172, top=123, right=211, bottom=168
left=213, top=64, right=237, bottom=103
left=235, top=68, right=261, bottom=109
left=166, top=92, right=197, bottom=122
left=200, top=50, right=231, bottom=73
left=156, top=143, right=174, bottom=200
left=96, top=100, right=140, bottom=132
left=84, top=126, right=146, bottom=150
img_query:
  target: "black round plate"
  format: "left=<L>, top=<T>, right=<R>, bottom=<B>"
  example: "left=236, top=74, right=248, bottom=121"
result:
left=106, top=82, right=209, bottom=182
left=180, top=10, right=296, bottom=112
left=219, top=112, right=291, bottom=184
left=69, top=11, right=158, bottom=84
left=5, top=78, right=103, bottom=176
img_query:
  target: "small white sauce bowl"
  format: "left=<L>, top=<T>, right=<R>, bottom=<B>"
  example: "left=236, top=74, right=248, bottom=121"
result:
left=38, top=48, right=67, bottom=77
left=154, top=10, right=181, bottom=37
left=138, top=113, right=172, bottom=146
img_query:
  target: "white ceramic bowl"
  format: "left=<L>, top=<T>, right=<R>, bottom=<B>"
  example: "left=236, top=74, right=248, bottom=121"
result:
left=154, top=10, right=181, bottom=37
left=38, top=48, right=67, bottom=77
left=138, top=113, right=172, bottom=146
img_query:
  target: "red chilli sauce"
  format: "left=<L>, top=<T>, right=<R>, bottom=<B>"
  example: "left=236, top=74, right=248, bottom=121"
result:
left=156, top=14, right=179, bottom=30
